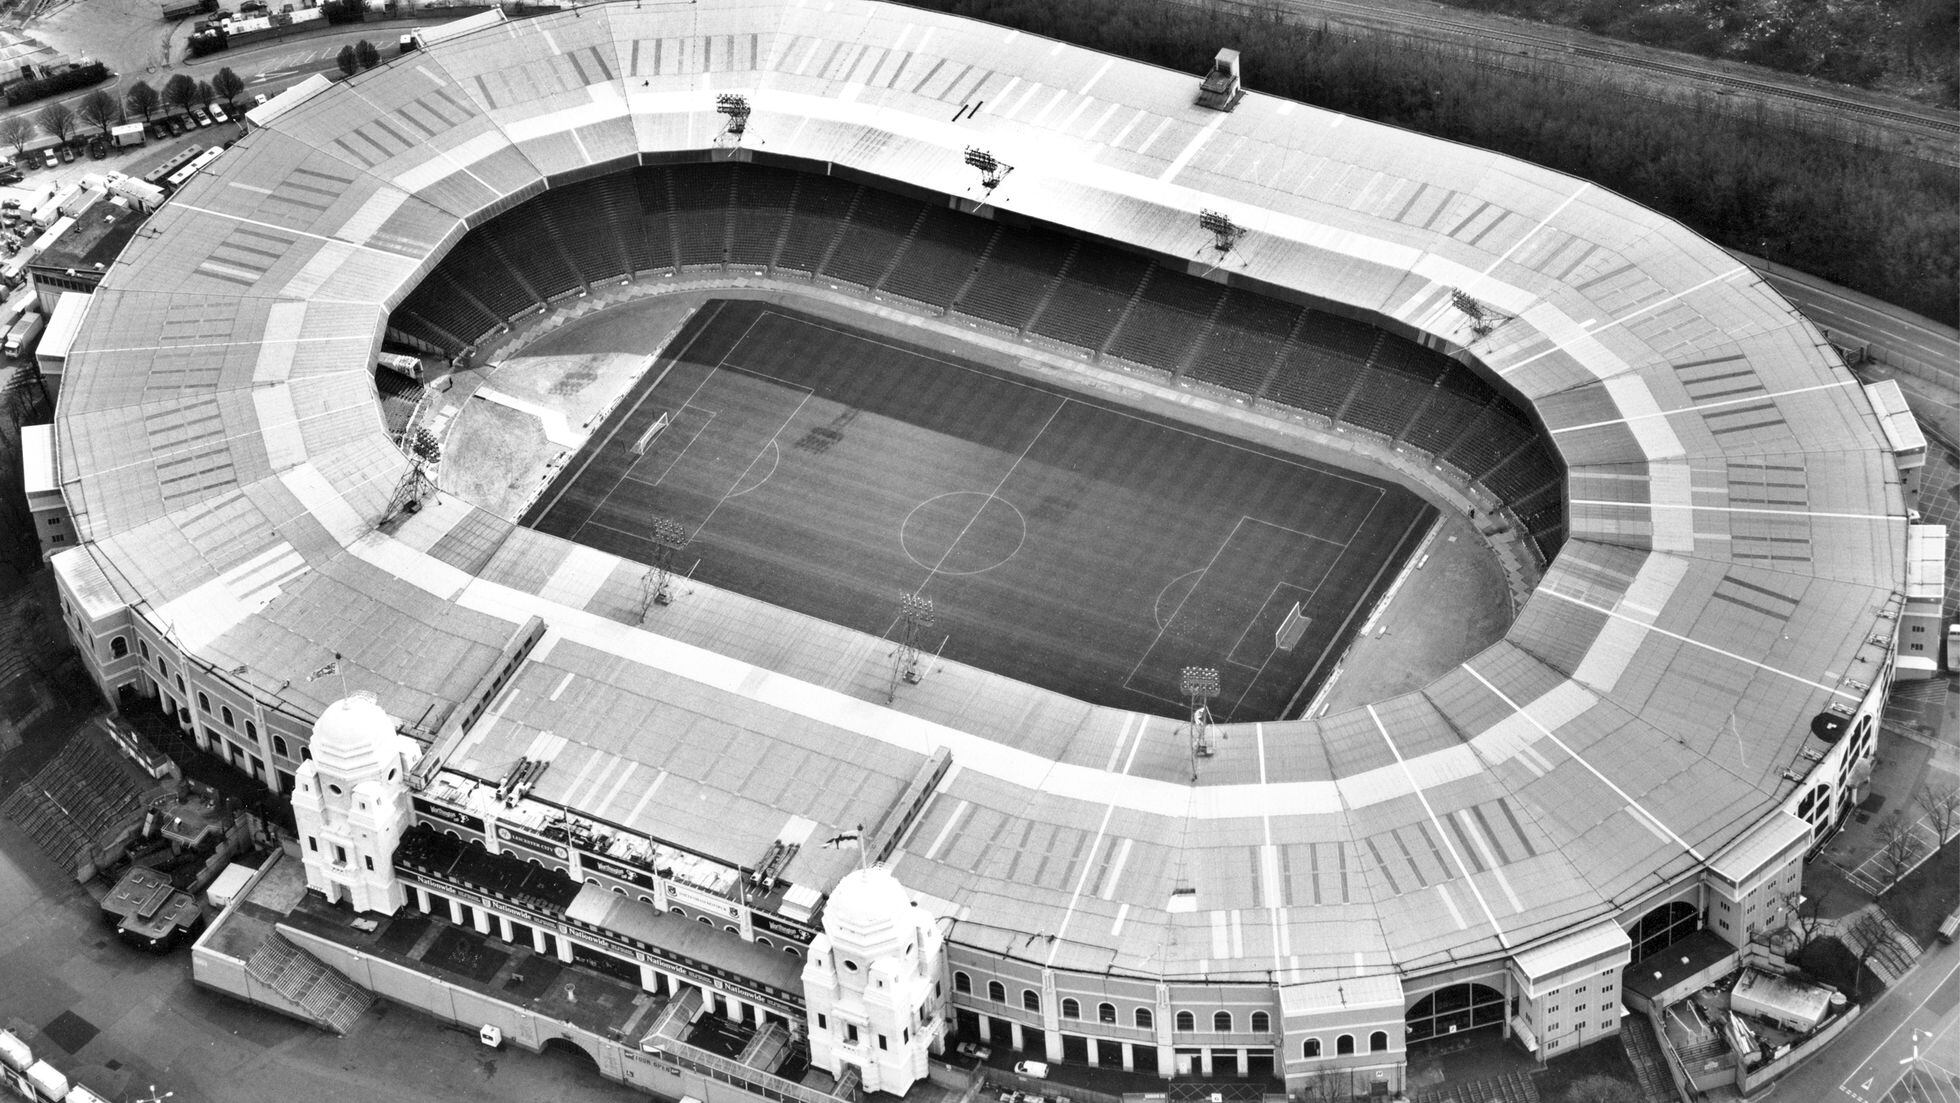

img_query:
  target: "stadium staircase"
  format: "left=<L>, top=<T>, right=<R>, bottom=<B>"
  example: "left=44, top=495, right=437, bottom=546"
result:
left=1410, top=1068, right=1539, bottom=1103
left=1, top=732, right=149, bottom=868
left=1618, top=1014, right=1679, bottom=1103
left=244, top=930, right=375, bottom=1035
left=382, top=161, right=1568, bottom=559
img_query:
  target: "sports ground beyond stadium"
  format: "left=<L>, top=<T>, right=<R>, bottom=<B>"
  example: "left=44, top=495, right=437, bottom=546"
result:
left=523, top=300, right=1435, bottom=720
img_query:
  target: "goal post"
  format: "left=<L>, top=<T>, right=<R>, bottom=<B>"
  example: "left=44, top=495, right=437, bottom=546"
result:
left=630, top=411, right=672, bottom=456
left=1274, top=602, right=1311, bottom=652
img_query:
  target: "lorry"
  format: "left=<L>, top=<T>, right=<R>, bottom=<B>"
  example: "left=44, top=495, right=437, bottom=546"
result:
left=161, top=0, right=219, bottom=19
left=110, top=122, right=145, bottom=148
left=5, top=311, right=44, bottom=358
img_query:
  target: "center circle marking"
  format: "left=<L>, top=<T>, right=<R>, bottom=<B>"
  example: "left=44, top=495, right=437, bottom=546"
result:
left=899, top=491, right=1028, bottom=577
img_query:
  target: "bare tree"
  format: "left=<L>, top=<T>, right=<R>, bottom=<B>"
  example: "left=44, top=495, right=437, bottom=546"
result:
left=77, top=88, right=120, bottom=137
left=0, top=116, right=35, bottom=158
left=211, top=68, right=246, bottom=115
left=1877, top=813, right=1922, bottom=890
left=1918, top=781, right=1960, bottom=849
left=37, top=101, right=76, bottom=146
left=1781, top=888, right=1828, bottom=951
left=125, top=79, right=160, bottom=121
left=163, top=73, right=199, bottom=117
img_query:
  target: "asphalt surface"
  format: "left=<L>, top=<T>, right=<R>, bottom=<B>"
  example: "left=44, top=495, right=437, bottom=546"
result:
left=0, top=807, right=646, bottom=1103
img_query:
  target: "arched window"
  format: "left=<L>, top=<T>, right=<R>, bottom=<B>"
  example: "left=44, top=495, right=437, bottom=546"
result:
left=954, top=972, right=972, bottom=994
left=1213, top=1011, right=1232, bottom=1033
left=1135, top=1008, right=1153, bottom=1030
left=109, top=636, right=128, bottom=659
left=197, top=691, right=210, bottom=712
left=272, top=735, right=287, bottom=758
left=1175, top=1011, right=1195, bottom=1032
left=785, top=946, right=801, bottom=958
left=1098, top=1003, right=1116, bottom=1024
left=697, top=916, right=711, bottom=925
left=1303, top=1038, right=1321, bottom=1058
left=756, top=936, right=772, bottom=947
left=139, top=640, right=150, bottom=660
left=246, top=720, right=258, bottom=740
left=988, top=981, right=1006, bottom=1003
left=221, top=706, right=234, bottom=727
left=1370, top=1031, right=1389, bottom=1053
left=1061, top=999, right=1080, bottom=1019
left=1250, top=1011, right=1270, bottom=1033
left=1022, top=990, right=1040, bottom=1013
left=1336, top=1035, right=1355, bottom=1056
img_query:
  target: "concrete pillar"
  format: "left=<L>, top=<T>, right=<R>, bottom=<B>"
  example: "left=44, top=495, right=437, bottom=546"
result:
left=557, top=935, right=575, bottom=964
left=471, top=906, right=492, bottom=936
left=1009, top=1022, right=1024, bottom=1051
left=413, top=886, right=431, bottom=913
left=728, top=997, right=746, bottom=1023
left=1121, top=1042, right=1134, bottom=1072
left=640, top=963, right=661, bottom=993
left=446, top=897, right=464, bottom=925
left=978, top=1017, right=993, bottom=1043
left=497, top=915, right=514, bottom=943
left=1200, top=1048, right=1213, bottom=1077
left=1237, top=1048, right=1247, bottom=1077
left=1156, top=1044, right=1175, bottom=1078
left=1045, top=1030, right=1063, bottom=1062
left=531, top=927, right=549, bottom=955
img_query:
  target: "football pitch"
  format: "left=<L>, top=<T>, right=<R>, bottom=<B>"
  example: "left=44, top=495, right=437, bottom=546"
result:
left=522, top=300, right=1435, bottom=720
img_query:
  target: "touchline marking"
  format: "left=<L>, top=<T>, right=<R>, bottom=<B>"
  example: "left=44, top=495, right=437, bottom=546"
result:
left=750, top=308, right=1389, bottom=493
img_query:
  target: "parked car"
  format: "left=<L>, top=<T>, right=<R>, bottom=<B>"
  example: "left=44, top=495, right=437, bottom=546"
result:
left=166, top=116, right=187, bottom=136
left=87, top=138, right=108, bottom=159
left=208, top=104, right=228, bottom=123
left=41, top=149, right=57, bottom=168
left=956, top=1042, right=991, bottom=1061
left=189, top=105, right=213, bottom=127
left=1013, top=1061, right=1049, bottom=1079
left=56, top=144, right=75, bottom=163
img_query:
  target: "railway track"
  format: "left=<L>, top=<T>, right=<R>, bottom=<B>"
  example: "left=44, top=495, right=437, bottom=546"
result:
left=1193, top=0, right=1960, bottom=158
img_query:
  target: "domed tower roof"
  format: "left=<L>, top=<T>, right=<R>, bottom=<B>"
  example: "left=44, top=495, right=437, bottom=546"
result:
left=309, top=693, right=401, bottom=779
left=822, top=865, right=917, bottom=947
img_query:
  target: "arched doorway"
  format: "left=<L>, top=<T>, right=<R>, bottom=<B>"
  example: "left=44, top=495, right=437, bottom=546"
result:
left=542, top=1035, right=599, bottom=1069
left=1629, top=900, right=1699, bottom=962
left=1406, top=983, right=1506, bottom=1045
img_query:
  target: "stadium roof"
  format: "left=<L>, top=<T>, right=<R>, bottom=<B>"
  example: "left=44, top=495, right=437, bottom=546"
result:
left=54, top=0, right=1906, bottom=984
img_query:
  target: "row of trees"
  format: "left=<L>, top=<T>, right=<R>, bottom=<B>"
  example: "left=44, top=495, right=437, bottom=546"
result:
left=0, top=69, right=247, bottom=157
left=891, top=0, right=1959, bottom=325
left=335, top=40, right=384, bottom=78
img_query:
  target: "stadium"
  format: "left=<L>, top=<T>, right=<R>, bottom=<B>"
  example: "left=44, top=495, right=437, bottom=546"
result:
left=43, top=0, right=1912, bottom=1098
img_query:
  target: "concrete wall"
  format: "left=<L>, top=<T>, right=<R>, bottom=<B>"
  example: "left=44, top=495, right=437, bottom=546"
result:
left=1736, top=1005, right=1861, bottom=1094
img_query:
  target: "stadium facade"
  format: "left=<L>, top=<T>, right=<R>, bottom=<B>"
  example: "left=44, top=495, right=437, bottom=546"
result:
left=45, top=0, right=1912, bottom=1097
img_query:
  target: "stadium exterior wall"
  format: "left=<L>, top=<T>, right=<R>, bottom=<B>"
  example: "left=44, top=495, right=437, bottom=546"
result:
left=48, top=0, right=1909, bottom=1095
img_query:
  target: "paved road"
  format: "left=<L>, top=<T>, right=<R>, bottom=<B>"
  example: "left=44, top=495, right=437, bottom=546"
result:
left=1763, top=939, right=1960, bottom=1103
left=1194, top=0, right=1960, bottom=164
left=0, top=809, right=645, bottom=1103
